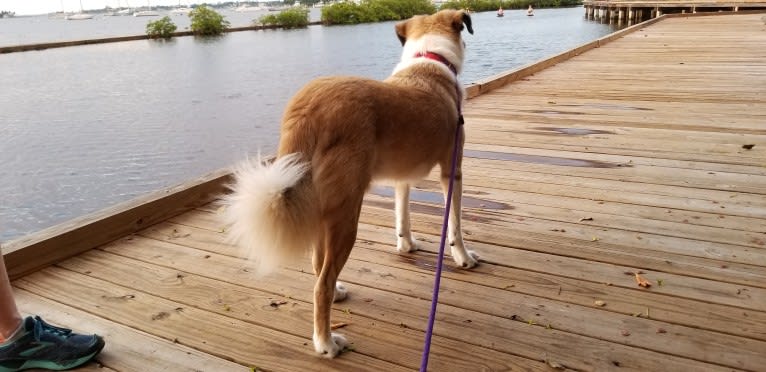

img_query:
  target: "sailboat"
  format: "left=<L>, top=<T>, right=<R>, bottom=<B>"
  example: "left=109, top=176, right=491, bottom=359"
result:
left=235, top=2, right=265, bottom=12
left=170, top=0, right=193, bottom=15
left=116, top=0, right=133, bottom=15
left=66, top=0, right=94, bottom=20
left=134, top=0, right=159, bottom=16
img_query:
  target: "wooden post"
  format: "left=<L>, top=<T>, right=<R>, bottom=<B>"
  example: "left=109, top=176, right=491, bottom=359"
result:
left=618, top=8, right=624, bottom=20
left=628, top=7, right=633, bottom=21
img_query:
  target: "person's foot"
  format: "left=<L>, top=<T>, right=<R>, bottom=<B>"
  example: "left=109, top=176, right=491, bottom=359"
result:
left=0, top=316, right=104, bottom=371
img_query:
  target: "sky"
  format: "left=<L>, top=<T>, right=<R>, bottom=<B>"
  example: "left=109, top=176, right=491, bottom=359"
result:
left=0, top=1, right=230, bottom=15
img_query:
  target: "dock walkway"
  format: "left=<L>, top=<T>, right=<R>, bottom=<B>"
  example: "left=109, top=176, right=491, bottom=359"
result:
left=6, top=12, right=766, bottom=371
left=583, top=0, right=766, bottom=22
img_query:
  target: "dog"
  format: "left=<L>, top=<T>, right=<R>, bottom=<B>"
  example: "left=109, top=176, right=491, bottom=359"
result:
left=223, top=9, right=477, bottom=358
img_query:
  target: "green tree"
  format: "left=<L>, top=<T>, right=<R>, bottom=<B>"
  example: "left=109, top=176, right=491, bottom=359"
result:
left=146, top=16, right=178, bottom=39
left=189, top=5, right=230, bottom=36
left=321, top=0, right=435, bottom=25
left=258, top=7, right=310, bottom=29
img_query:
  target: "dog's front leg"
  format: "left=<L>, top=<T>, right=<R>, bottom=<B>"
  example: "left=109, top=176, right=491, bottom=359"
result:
left=395, top=182, right=418, bottom=253
left=441, top=156, right=479, bottom=269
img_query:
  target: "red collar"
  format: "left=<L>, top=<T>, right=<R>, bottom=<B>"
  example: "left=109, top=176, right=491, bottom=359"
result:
left=414, top=52, right=457, bottom=76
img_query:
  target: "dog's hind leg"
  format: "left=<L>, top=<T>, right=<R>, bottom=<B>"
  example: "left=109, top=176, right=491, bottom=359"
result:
left=440, top=132, right=479, bottom=269
left=395, top=182, right=418, bottom=253
left=312, top=213, right=359, bottom=358
left=311, top=157, right=367, bottom=357
left=312, top=241, right=348, bottom=302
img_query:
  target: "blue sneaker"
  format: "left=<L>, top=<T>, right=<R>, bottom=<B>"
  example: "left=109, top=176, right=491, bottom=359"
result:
left=0, top=316, right=104, bottom=371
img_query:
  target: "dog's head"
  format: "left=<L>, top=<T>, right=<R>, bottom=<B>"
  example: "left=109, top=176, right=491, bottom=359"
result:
left=393, top=10, right=473, bottom=75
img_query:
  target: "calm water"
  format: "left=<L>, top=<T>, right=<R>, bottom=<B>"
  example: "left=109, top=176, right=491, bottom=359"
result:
left=0, top=7, right=618, bottom=242
left=0, top=8, right=326, bottom=46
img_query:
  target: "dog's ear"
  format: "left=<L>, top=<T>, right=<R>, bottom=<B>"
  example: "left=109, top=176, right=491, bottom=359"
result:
left=453, top=10, right=473, bottom=35
left=395, top=20, right=408, bottom=46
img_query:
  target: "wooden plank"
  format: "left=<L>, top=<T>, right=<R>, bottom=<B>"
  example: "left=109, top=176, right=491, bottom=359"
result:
left=408, top=176, right=765, bottom=235
left=2, top=169, right=231, bottom=280
left=456, top=165, right=766, bottom=219
left=129, top=216, right=766, bottom=369
left=352, top=230, right=766, bottom=341
left=166, top=207, right=766, bottom=297
left=464, top=121, right=765, bottom=167
left=359, top=204, right=766, bottom=291
left=56, top=249, right=551, bottom=372
left=14, top=268, right=410, bottom=372
left=172, top=208, right=766, bottom=342
left=13, top=288, right=248, bottom=372
left=198, top=189, right=766, bottom=271
left=364, top=194, right=765, bottom=268
left=466, top=102, right=766, bottom=134
left=332, top=251, right=765, bottom=371
left=193, top=195, right=766, bottom=288
left=457, top=157, right=766, bottom=195
left=98, top=235, right=737, bottom=372
left=366, top=183, right=766, bottom=249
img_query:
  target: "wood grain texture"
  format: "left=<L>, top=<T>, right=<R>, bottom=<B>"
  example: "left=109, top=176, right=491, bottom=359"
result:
left=8, top=12, right=766, bottom=372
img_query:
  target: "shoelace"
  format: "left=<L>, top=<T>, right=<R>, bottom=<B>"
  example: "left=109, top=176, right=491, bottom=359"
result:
left=33, top=317, right=73, bottom=340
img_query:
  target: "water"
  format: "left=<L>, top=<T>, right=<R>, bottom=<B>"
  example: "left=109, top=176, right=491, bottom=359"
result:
left=0, top=8, right=326, bottom=46
left=0, top=7, right=618, bottom=243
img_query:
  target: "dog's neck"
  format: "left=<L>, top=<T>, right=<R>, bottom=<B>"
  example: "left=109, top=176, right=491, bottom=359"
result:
left=391, top=34, right=466, bottom=118
left=392, top=35, right=464, bottom=77
left=413, top=52, right=457, bottom=76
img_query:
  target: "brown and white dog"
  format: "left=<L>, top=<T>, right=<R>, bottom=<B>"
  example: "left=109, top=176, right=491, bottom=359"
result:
left=223, top=9, right=477, bottom=358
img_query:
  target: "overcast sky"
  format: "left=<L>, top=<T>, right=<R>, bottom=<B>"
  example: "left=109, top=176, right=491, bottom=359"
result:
left=1, top=1, right=230, bottom=15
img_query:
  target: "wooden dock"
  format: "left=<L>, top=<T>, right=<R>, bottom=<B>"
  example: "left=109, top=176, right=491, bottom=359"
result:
left=583, top=0, right=766, bottom=23
left=4, top=12, right=766, bottom=372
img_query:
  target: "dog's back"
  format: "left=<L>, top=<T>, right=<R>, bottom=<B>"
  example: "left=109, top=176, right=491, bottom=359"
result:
left=278, top=64, right=462, bottom=182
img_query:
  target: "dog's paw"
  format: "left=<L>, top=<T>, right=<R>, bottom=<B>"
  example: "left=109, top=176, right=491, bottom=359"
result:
left=397, top=237, right=418, bottom=253
left=454, top=249, right=479, bottom=269
left=313, top=332, right=349, bottom=358
left=333, top=282, right=348, bottom=302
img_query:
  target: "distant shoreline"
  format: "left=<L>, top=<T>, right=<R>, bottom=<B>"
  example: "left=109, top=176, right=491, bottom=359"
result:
left=0, top=21, right=323, bottom=54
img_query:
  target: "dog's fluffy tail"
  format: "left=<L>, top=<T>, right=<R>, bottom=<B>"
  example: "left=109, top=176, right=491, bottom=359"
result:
left=222, top=153, right=318, bottom=275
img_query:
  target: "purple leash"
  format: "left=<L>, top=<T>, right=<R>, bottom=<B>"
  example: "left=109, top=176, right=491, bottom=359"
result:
left=419, top=112, right=464, bottom=372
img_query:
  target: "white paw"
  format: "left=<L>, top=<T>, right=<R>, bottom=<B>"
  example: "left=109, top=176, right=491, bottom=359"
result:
left=454, top=249, right=479, bottom=269
left=397, top=237, right=418, bottom=253
left=313, top=332, right=348, bottom=358
left=333, top=282, right=348, bottom=302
